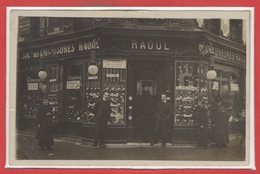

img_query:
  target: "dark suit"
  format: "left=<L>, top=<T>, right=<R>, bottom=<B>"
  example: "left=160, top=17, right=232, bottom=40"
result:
left=93, top=98, right=112, bottom=146
left=151, top=101, right=173, bottom=146
left=37, top=103, right=54, bottom=148
left=194, top=105, right=208, bottom=148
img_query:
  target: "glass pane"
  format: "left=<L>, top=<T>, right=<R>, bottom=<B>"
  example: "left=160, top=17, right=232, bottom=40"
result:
left=65, top=61, right=83, bottom=121
left=83, top=61, right=102, bottom=125
left=102, top=60, right=127, bottom=125
left=175, top=62, right=203, bottom=127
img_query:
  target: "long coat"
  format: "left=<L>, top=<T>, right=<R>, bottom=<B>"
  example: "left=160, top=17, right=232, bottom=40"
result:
left=152, top=101, right=173, bottom=145
left=37, top=103, right=54, bottom=147
left=194, top=106, right=208, bottom=147
left=93, top=99, right=112, bottom=124
left=211, top=105, right=229, bottom=144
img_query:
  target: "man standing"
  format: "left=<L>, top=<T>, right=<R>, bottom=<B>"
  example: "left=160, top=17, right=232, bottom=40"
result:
left=93, top=92, right=112, bottom=149
left=194, top=101, right=209, bottom=149
left=151, top=93, right=173, bottom=148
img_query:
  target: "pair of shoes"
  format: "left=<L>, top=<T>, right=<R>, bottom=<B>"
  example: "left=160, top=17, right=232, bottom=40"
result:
left=99, top=144, right=107, bottom=149
left=46, top=146, right=53, bottom=150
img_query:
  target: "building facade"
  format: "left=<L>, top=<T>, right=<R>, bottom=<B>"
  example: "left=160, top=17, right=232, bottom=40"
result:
left=17, top=18, right=246, bottom=143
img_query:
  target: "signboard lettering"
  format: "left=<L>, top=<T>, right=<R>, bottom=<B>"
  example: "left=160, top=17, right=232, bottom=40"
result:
left=66, top=80, right=81, bottom=89
left=106, top=74, right=120, bottom=78
left=39, top=44, right=76, bottom=58
left=21, top=38, right=100, bottom=60
left=79, top=38, right=100, bottom=52
left=103, top=60, right=126, bottom=69
left=28, top=83, right=39, bottom=90
left=132, top=40, right=170, bottom=51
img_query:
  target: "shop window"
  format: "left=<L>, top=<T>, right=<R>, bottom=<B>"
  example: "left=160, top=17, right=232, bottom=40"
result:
left=102, top=59, right=127, bottom=125
left=46, top=64, right=63, bottom=120
left=175, top=62, right=208, bottom=127
left=211, top=69, right=242, bottom=120
left=22, top=65, right=42, bottom=119
left=83, top=61, right=102, bottom=125
left=64, top=61, right=83, bottom=121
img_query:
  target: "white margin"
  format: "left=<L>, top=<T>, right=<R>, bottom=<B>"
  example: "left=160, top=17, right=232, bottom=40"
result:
left=249, top=7, right=255, bottom=170
left=5, top=6, right=11, bottom=169
left=5, top=6, right=255, bottom=170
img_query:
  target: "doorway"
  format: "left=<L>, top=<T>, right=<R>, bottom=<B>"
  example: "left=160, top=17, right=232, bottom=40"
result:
left=132, top=60, right=168, bottom=142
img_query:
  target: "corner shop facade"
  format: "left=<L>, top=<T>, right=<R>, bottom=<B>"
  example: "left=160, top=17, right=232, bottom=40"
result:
left=18, top=27, right=246, bottom=143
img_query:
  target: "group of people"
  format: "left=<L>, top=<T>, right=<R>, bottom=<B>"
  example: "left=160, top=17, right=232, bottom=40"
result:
left=150, top=94, right=230, bottom=149
left=35, top=92, right=231, bottom=151
left=194, top=97, right=230, bottom=149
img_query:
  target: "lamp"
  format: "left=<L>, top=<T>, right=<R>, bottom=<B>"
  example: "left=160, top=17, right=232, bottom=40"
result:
left=38, top=70, right=47, bottom=81
left=206, top=53, right=217, bottom=80
left=207, top=70, right=217, bottom=80
left=88, top=64, right=99, bottom=75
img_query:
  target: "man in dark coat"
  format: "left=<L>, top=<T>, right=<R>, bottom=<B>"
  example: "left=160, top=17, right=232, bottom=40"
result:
left=93, top=92, right=112, bottom=149
left=211, top=98, right=229, bottom=147
left=37, top=97, right=54, bottom=151
left=194, top=101, right=209, bottom=149
left=151, top=93, right=173, bottom=148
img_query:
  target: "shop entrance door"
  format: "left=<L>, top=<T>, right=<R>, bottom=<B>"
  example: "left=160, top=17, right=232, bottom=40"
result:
left=132, top=60, right=168, bottom=142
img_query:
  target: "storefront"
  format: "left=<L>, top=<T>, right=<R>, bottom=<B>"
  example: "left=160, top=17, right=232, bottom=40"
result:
left=17, top=27, right=246, bottom=143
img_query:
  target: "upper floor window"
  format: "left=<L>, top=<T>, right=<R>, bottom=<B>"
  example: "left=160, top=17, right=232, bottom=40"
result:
left=47, top=18, right=73, bottom=35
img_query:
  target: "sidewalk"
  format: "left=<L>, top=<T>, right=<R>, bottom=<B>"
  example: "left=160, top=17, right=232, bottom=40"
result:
left=16, top=131, right=245, bottom=161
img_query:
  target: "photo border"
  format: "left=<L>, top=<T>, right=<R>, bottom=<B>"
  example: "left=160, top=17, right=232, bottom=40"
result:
left=2, top=5, right=257, bottom=173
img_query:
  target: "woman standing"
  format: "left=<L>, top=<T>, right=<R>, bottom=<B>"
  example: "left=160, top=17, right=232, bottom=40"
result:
left=37, top=97, right=54, bottom=150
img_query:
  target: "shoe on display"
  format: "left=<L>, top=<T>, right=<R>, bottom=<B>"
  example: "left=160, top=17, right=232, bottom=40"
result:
left=99, top=144, right=107, bottom=149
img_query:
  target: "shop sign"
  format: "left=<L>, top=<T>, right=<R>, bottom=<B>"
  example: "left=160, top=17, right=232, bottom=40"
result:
left=66, top=80, right=80, bottom=89
left=21, top=38, right=100, bottom=59
left=230, top=83, right=239, bottom=91
left=103, top=60, right=126, bottom=69
left=67, top=75, right=82, bottom=80
left=131, top=40, right=170, bottom=51
left=39, top=44, right=76, bottom=58
left=27, top=82, right=38, bottom=90
left=26, top=77, right=40, bottom=82
left=49, top=78, right=57, bottom=82
left=88, top=76, right=98, bottom=80
left=212, top=81, right=219, bottom=90
left=78, top=38, right=100, bottom=52
left=106, top=74, right=119, bottom=78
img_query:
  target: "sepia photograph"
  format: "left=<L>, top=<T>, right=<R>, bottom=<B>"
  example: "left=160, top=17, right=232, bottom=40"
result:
left=6, top=8, right=254, bottom=168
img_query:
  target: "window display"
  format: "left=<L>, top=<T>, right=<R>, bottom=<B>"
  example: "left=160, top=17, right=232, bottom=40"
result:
left=102, top=60, right=127, bottom=125
left=175, top=62, right=208, bottom=127
left=83, top=61, right=102, bottom=124
left=46, top=64, right=63, bottom=120
left=64, top=61, right=83, bottom=121
left=23, top=65, right=42, bottom=119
